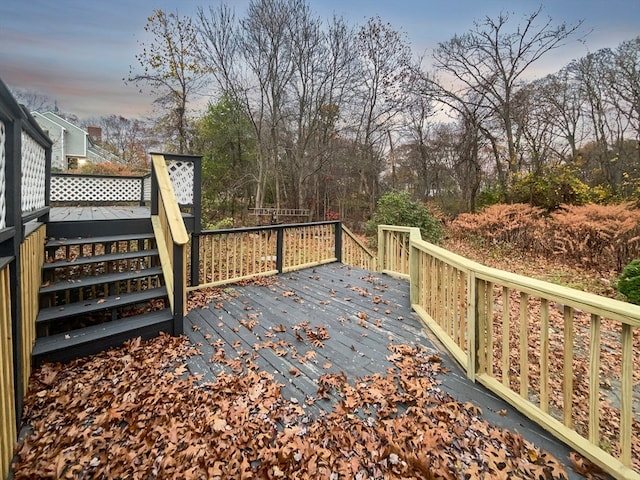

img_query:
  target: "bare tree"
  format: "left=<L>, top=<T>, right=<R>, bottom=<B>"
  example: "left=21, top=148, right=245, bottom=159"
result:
left=92, top=115, right=154, bottom=170
left=610, top=37, right=640, bottom=163
left=352, top=17, right=414, bottom=213
left=433, top=7, right=584, bottom=195
left=11, top=88, right=56, bottom=113
left=198, top=0, right=360, bottom=215
left=127, top=9, right=209, bottom=153
left=534, top=68, right=586, bottom=162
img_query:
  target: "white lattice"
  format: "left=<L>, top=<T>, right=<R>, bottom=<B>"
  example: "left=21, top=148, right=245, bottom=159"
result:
left=0, top=120, right=6, bottom=229
left=143, top=175, right=151, bottom=202
left=167, top=160, right=194, bottom=205
left=50, top=175, right=143, bottom=202
left=21, top=131, right=46, bottom=213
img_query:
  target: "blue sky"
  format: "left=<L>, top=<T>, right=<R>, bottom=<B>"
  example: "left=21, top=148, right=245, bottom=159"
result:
left=1, top=0, right=638, bottom=118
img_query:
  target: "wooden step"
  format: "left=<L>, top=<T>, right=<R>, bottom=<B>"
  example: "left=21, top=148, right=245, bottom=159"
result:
left=36, top=287, right=168, bottom=324
left=32, top=309, right=175, bottom=366
left=43, top=249, right=159, bottom=270
left=46, top=232, right=155, bottom=248
left=40, top=266, right=163, bottom=295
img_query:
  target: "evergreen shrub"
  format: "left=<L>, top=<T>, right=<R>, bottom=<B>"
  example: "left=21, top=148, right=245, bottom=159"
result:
left=366, top=191, right=443, bottom=244
left=618, top=259, right=640, bottom=304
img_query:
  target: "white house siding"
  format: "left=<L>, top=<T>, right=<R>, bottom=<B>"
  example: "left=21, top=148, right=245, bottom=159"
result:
left=32, top=113, right=65, bottom=170
left=41, top=112, right=86, bottom=158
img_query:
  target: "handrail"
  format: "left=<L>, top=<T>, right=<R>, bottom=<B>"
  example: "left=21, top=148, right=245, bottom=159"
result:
left=342, top=225, right=377, bottom=271
left=151, top=154, right=189, bottom=245
left=150, top=153, right=189, bottom=333
left=379, top=224, right=640, bottom=480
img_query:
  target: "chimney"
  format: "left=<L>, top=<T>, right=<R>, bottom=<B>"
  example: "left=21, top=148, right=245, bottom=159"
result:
left=87, top=125, right=102, bottom=145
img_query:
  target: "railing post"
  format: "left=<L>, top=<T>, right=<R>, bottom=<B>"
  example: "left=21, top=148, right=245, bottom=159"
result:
left=377, top=226, right=385, bottom=273
left=409, top=243, right=419, bottom=306
left=172, top=243, right=184, bottom=336
left=190, top=156, right=202, bottom=287
left=150, top=160, right=158, bottom=216
left=139, top=176, right=145, bottom=206
left=43, top=141, right=51, bottom=223
left=467, top=271, right=478, bottom=382
left=334, top=222, right=342, bottom=263
left=276, top=226, right=284, bottom=273
left=5, top=113, right=25, bottom=428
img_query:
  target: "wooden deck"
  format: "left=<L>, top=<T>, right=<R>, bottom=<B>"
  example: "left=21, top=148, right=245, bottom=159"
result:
left=184, top=263, right=585, bottom=479
left=49, top=206, right=151, bottom=222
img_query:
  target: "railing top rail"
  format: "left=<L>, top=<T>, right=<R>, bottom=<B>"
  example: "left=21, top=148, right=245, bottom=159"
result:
left=52, top=172, right=149, bottom=180
left=398, top=225, right=640, bottom=327
left=202, top=220, right=340, bottom=236
left=343, top=225, right=375, bottom=257
left=379, top=224, right=418, bottom=234
left=149, top=151, right=201, bottom=161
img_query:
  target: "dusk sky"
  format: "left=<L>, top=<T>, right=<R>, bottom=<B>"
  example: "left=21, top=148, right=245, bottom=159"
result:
left=1, top=0, right=638, bottom=119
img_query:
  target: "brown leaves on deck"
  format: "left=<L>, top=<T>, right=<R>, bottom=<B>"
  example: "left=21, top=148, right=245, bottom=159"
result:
left=187, top=286, right=238, bottom=311
left=14, top=334, right=570, bottom=479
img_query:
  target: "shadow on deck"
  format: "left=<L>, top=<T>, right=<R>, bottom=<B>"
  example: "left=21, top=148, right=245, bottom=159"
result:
left=184, top=263, right=585, bottom=479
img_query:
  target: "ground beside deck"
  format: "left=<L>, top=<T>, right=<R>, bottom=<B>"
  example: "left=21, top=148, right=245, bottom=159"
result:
left=184, top=263, right=585, bottom=479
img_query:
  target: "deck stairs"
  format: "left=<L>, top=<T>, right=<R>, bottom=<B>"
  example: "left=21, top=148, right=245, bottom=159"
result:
left=32, top=227, right=174, bottom=366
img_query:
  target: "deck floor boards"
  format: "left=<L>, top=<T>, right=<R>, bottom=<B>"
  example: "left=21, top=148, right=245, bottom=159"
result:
left=49, top=206, right=151, bottom=222
left=184, top=263, right=585, bottom=478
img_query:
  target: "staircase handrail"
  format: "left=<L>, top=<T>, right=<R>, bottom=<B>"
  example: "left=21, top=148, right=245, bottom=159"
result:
left=150, top=153, right=189, bottom=334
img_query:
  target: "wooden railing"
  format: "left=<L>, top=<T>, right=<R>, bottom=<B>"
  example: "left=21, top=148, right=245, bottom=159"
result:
left=18, top=225, right=45, bottom=395
left=342, top=225, right=377, bottom=272
left=150, top=153, right=190, bottom=334
left=249, top=207, right=310, bottom=217
left=0, top=75, right=52, bottom=479
left=190, top=221, right=342, bottom=290
left=0, top=260, right=15, bottom=480
left=378, top=225, right=640, bottom=480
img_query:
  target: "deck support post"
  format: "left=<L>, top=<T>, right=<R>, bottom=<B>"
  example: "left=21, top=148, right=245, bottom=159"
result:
left=172, top=238, right=185, bottom=336
left=334, top=222, right=342, bottom=263
left=276, top=227, right=284, bottom=273
left=5, top=114, right=25, bottom=428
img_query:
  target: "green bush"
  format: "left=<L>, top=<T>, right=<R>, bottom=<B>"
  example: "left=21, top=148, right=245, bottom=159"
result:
left=509, top=166, right=590, bottom=211
left=477, top=184, right=506, bottom=209
left=618, top=259, right=640, bottom=304
left=365, top=191, right=443, bottom=244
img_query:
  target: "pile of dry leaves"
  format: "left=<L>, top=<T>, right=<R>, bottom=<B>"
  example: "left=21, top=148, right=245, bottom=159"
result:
left=13, top=333, right=573, bottom=479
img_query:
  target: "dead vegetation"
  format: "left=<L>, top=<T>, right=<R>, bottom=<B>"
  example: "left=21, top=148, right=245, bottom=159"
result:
left=14, top=332, right=578, bottom=479
left=448, top=203, right=640, bottom=275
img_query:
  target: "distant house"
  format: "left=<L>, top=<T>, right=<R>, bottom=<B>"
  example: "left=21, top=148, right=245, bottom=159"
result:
left=32, top=111, right=119, bottom=171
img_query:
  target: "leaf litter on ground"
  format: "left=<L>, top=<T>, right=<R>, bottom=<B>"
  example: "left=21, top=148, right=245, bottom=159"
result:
left=12, top=331, right=578, bottom=479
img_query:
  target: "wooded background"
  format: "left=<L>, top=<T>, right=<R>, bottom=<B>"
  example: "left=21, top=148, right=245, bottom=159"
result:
left=16, top=1, right=640, bottom=229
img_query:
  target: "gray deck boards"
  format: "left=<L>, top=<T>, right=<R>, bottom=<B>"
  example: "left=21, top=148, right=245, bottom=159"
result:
left=184, top=263, right=585, bottom=479
left=49, top=206, right=151, bottom=222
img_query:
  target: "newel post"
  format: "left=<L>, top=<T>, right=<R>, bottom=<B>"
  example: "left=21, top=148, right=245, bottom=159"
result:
left=190, top=155, right=202, bottom=287
left=5, top=112, right=25, bottom=425
left=409, top=242, right=419, bottom=307
left=173, top=243, right=185, bottom=336
left=334, top=221, right=342, bottom=263
left=377, top=226, right=386, bottom=273
left=276, top=226, right=284, bottom=273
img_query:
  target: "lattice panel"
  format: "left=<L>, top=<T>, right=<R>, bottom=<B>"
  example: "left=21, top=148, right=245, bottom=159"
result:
left=143, top=175, right=151, bottom=202
left=21, top=131, right=46, bottom=213
left=50, top=176, right=143, bottom=202
left=167, top=160, right=194, bottom=205
left=0, top=120, right=5, bottom=229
